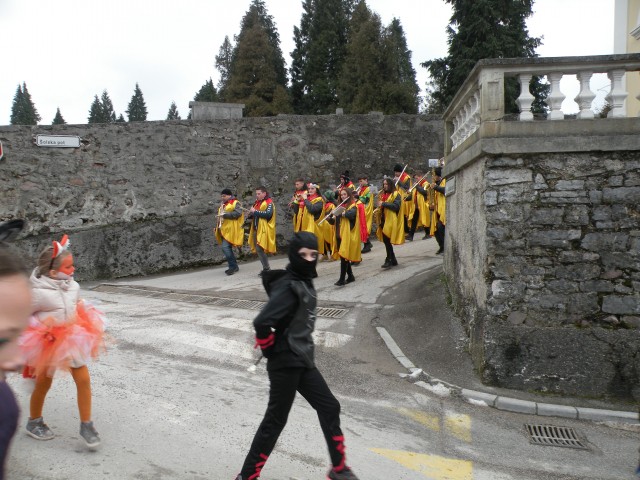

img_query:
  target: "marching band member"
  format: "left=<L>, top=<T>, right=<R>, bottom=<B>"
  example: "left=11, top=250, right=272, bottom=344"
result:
left=334, top=171, right=355, bottom=198
left=320, top=190, right=338, bottom=260
left=329, top=189, right=361, bottom=286
left=291, top=179, right=308, bottom=232
left=406, top=171, right=431, bottom=241
left=376, top=177, right=404, bottom=268
left=215, top=188, right=244, bottom=275
left=248, top=186, right=277, bottom=276
left=393, top=163, right=413, bottom=232
left=356, top=175, right=373, bottom=253
left=302, top=183, right=325, bottom=254
left=429, top=167, right=447, bottom=254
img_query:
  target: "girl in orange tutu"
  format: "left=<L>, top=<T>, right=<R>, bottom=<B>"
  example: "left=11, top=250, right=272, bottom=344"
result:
left=20, top=235, right=105, bottom=447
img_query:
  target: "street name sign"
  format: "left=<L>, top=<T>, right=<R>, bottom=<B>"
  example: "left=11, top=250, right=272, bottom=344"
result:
left=35, top=135, right=81, bottom=148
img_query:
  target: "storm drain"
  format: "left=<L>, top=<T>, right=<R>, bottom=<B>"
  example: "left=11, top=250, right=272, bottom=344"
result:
left=524, top=424, right=588, bottom=450
left=91, top=284, right=348, bottom=319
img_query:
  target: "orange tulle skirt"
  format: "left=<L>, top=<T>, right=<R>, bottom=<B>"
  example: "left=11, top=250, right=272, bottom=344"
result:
left=20, top=302, right=107, bottom=378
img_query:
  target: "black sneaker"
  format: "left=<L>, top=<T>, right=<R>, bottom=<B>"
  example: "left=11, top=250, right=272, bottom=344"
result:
left=361, top=244, right=372, bottom=253
left=335, top=279, right=346, bottom=286
left=327, top=466, right=359, bottom=480
left=226, top=267, right=239, bottom=275
left=346, top=276, right=355, bottom=284
left=406, top=234, right=414, bottom=241
left=436, top=248, right=444, bottom=255
left=381, top=259, right=392, bottom=269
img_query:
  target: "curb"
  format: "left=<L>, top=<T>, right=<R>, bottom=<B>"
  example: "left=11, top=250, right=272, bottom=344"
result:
left=376, top=327, right=640, bottom=425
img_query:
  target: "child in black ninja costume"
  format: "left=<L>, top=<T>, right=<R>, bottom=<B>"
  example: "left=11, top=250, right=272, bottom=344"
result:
left=235, top=232, right=359, bottom=480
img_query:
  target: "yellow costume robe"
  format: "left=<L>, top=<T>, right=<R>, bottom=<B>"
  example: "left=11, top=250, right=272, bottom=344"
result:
left=249, top=198, right=277, bottom=254
left=321, top=203, right=338, bottom=260
left=376, top=191, right=405, bottom=245
left=306, top=195, right=326, bottom=254
left=429, top=179, right=447, bottom=236
left=338, top=203, right=362, bottom=263
left=357, top=184, right=373, bottom=235
left=412, top=179, right=431, bottom=229
left=215, top=199, right=244, bottom=246
left=292, top=190, right=307, bottom=232
left=396, top=172, right=415, bottom=223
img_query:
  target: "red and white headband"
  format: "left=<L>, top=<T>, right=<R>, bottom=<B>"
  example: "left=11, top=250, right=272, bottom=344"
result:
left=52, top=234, right=71, bottom=259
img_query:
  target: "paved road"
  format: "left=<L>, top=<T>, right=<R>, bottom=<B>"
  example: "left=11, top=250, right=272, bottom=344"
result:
left=6, top=237, right=639, bottom=479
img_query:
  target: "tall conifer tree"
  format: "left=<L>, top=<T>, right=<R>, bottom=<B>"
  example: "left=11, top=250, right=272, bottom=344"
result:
left=226, top=5, right=292, bottom=116
left=215, top=36, right=234, bottom=100
left=52, top=108, right=66, bottom=125
left=338, top=1, right=385, bottom=113
left=381, top=18, right=419, bottom=114
left=10, top=82, right=41, bottom=125
left=166, top=101, right=181, bottom=120
left=422, top=0, right=545, bottom=114
left=193, top=79, right=219, bottom=102
left=126, top=83, right=148, bottom=121
left=100, top=90, right=117, bottom=123
left=290, top=0, right=353, bottom=114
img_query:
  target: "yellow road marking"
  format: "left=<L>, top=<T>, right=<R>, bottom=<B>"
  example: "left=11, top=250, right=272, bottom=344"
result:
left=445, top=413, right=472, bottom=443
left=396, top=407, right=440, bottom=431
left=396, top=408, right=472, bottom=443
left=371, top=449, right=473, bottom=480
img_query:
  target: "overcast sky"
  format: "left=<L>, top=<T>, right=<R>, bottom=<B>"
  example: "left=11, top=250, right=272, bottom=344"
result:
left=0, top=0, right=614, bottom=125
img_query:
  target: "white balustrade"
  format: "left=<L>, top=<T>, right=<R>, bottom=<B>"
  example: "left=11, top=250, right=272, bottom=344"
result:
left=444, top=55, right=640, bottom=153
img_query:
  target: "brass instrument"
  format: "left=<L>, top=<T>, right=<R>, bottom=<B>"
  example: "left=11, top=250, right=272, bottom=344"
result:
left=216, top=202, right=224, bottom=230
left=428, top=167, right=436, bottom=211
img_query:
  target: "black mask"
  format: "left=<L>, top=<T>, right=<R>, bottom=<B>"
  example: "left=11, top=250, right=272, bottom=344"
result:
left=288, top=232, right=318, bottom=279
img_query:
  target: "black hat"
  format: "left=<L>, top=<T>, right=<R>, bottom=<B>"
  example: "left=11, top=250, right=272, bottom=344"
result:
left=340, top=170, right=350, bottom=179
left=434, top=167, right=442, bottom=177
left=221, top=188, right=233, bottom=196
left=393, top=164, right=403, bottom=172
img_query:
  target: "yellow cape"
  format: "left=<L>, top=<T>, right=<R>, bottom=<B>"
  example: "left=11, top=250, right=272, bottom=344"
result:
left=249, top=199, right=277, bottom=254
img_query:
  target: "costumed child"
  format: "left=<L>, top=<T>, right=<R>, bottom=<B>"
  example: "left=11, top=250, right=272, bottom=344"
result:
left=20, top=235, right=106, bottom=448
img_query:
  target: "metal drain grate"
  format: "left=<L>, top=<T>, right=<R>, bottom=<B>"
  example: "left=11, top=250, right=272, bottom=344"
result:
left=91, top=284, right=348, bottom=319
left=524, top=424, right=588, bottom=450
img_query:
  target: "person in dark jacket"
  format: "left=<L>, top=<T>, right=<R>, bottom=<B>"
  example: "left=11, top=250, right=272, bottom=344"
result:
left=234, top=232, right=359, bottom=480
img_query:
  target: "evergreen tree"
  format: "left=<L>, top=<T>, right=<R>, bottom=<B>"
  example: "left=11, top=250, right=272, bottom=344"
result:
left=116, top=114, right=126, bottom=123
left=88, top=95, right=106, bottom=123
left=88, top=90, right=118, bottom=123
left=421, top=0, right=546, bottom=114
left=337, top=1, right=386, bottom=113
left=290, top=0, right=353, bottom=114
left=380, top=18, right=419, bottom=114
left=233, top=0, right=287, bottom=87
left=215, top=36, right=234, bottom=100
left=193, top=79, right=219, bottom=102
left=100, top=90, right=117, bottom=123
left=52, top=108, right=66, bottom=125
left=126, top=83, right=148, bottom=121
left=226, top=6, right=292, bottom=116
left=10, top=82, right=41, bottom=125
left=166, top=101, right=181, bottom=120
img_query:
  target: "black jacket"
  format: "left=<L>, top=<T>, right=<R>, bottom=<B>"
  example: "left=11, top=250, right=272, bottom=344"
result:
left=254, top=268, right=317, bottom=371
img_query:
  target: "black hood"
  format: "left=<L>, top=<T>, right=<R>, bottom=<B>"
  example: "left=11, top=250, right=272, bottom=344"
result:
left=287, top=232, right=318, bottom=280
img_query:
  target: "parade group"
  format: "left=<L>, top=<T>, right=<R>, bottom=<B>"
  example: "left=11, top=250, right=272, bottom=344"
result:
left=214, top=162, right=447, bottom=285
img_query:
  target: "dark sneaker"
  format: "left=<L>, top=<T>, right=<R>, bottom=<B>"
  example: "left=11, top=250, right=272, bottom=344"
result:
left=381, top=259, right=392, bottom=269
left=80, top=421, right=101, bottom=448
left=436, top=248, right=444, bottom=255
left=346, top=276, right=355, bottom=284
left=334, top=279, right=346, bottom=286
left=406, top=234, right=414, bottom=241
left=327, top=466, right=359, bottom=480
left=226, top=267, right=239, bottom=276
left=26, top=417, right=54, bottom=440
left=361, top=244, right=372, bottom=253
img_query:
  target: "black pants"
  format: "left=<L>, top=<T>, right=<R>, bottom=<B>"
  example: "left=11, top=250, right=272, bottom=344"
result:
left=435, top=221, right=445, bottom=251
left=240, top=367, right=345, bottom=478
left=408, top=208, right=420, bottom=235
left=383, top=234, right=396, bottom=262
left=339, top=258, right=353, bottom=282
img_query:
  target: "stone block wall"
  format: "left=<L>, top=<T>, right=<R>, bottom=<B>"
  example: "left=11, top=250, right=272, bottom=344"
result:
left=446, top=149, right=640, bottom=399
left=0, top=114, right=443, bottom=280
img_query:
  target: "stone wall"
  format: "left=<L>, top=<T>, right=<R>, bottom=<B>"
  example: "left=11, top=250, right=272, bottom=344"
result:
left=445, top=142, right=640, bottom=400
left=0, top=114, right=443, bottom=280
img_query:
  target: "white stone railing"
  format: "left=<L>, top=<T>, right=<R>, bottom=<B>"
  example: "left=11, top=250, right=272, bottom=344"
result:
left=443, top=54, right=640, bottom=153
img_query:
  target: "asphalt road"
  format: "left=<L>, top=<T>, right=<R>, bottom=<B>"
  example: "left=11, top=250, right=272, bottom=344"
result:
left=5, top=236, right=639, bottom=479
